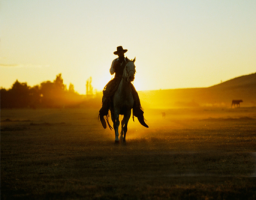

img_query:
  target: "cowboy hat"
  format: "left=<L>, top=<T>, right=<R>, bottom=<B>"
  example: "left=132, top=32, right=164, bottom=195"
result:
left=114, top=46, right=127, bottom=55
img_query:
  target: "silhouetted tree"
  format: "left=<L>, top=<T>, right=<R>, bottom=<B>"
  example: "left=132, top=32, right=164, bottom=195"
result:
left=29, top=85, right=41, bottom=108
left=0, top=88, right=9, bottom=108
left=54, top=74, right=66, bottom=91
left=9, top=80, right=30, bottom=108
left=0, top=73, right=87, bottom=108
left=86, top=77, right=93, bottom=96
left=69, top=83, right=75, bottom=93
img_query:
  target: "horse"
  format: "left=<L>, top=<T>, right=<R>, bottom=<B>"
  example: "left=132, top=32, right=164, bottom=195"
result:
left=110, top=58, right=136, bottom=143
left=231, top=100, right=243, bottom=108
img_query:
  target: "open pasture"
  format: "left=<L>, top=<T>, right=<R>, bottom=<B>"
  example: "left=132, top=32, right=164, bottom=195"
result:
left=1, top=107, right=256, bottom=199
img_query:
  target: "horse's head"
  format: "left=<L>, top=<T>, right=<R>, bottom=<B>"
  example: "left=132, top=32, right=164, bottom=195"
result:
left=123, top=58, right=136, bottom=82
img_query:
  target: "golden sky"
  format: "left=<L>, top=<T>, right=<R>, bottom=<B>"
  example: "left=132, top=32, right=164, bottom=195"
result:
left=1, top=0, right=256, bottom=94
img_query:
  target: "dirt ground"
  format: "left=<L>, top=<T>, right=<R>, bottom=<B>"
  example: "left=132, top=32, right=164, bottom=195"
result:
left=1, top=107, right=256, bottom=199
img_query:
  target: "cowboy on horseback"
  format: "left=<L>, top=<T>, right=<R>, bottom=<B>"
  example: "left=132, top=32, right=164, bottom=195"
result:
left=99, top=46, right=148, bottom=128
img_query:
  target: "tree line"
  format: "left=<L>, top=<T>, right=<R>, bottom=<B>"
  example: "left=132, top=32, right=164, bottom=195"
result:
left=0, top=74, right=101, bottom=108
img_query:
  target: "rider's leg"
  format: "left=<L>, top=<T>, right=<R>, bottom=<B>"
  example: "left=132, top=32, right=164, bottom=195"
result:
left=130, top=84, right=148, bottom=128
left=99, top=82, right=112, bottom=129
left=100, top=97, right=110, bottom=116
left=130, top=84, right=140, bottom=111
left=99, top=81, right=114, bottom=117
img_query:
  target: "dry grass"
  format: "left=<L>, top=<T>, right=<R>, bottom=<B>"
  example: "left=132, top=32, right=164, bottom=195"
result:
left=1, top=107, right=256, bottom=199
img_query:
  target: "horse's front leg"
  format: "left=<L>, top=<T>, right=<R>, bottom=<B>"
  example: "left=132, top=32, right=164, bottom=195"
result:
left=121, top=109, right=131, bottom=143
left=113, top=109, right=120, bottom=143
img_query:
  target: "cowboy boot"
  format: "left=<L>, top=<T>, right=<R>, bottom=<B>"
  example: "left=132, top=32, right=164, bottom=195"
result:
left=99, top=115, right=106, bottom=129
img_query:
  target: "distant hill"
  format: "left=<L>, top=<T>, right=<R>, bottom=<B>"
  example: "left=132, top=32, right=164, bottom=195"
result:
left=210, top=72, right=256, bottom=90
left=139, top=72, right=256, bottom=108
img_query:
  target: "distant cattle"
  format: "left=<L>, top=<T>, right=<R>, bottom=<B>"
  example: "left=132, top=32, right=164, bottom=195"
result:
left=231, top=100, right=243, bottom=108
left=162, top=112, right=166, bottom=118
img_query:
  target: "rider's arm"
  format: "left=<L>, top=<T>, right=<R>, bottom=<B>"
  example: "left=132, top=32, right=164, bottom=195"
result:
left=110, top=59, right=116, bottom=75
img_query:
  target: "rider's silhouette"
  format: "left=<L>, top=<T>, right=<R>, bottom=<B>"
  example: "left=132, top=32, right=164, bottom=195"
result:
left=99, top=46, right=148, bottom=128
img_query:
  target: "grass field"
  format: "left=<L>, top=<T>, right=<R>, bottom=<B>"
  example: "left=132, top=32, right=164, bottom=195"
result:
left=1, top=107, right=256, bottom=199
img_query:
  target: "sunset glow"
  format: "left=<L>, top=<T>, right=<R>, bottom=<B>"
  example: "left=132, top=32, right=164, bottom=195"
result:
left=1, top=0, right=256, bottom=94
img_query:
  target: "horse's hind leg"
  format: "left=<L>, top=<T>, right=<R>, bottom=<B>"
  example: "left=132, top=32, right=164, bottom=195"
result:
left=120, top=116, right=125, bottom=142
left=121, top=109, right=131, bottom=142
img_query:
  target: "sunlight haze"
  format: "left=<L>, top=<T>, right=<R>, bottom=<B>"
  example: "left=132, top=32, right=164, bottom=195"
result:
left=1, top=0, right=256, bottom=94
